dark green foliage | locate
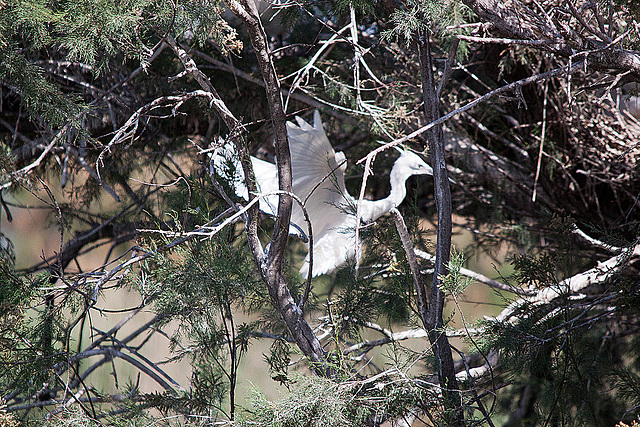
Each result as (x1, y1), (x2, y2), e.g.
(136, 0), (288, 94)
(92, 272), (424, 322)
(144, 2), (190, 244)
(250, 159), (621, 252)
(332, 0), (374, 15)
(612, 367), (640, 411)
(189, 361), (229, 413)
(2, 0), (56, 50)
(511, 251), (558, 288)
(361, 211), (422, 323)
(479, 253), (640, 425)
(135, 229), (256, 406)
(330, 270), (381, 339)
(384, 0), (472, 48)
(375, 274), (412, 323)
(264, 337), (292, 385)
(0, 49), (85, 130)
(0, 0), (237, 199)
(174, 0), (241, 52)
(0, 271), (69, 402)
(126, 179), (283, 418)
(56, 0), (148, 70)
(441, 249), (472, 296)
(0, 261), (26, 309)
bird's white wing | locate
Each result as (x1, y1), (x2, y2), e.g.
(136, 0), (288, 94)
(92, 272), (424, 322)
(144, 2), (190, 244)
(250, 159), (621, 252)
(210, 141), (280, 216)
(299, 228), (356, 278)
(298, 213), (358, 278)
(287, 111), (352, 243)
(249, 155), (280, 216)
(212, 114), (360, 278)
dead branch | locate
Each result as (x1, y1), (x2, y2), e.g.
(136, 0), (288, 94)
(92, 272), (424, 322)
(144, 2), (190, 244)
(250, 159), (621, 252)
(461, 0), (640, 81)
(495, 240), (640, 323)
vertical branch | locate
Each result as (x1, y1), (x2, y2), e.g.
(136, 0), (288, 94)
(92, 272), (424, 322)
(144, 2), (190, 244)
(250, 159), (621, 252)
(354, 152), (376, 278)
(224, 0), (329, 373)
(532, 81), (549, 202)
(417, 29), (464, 425)
(228, 306), (239, 420)
(228, 0), (292, 274)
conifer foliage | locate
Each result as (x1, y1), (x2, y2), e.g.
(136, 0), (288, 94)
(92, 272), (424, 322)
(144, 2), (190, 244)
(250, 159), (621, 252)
(1, 0), (639, 425)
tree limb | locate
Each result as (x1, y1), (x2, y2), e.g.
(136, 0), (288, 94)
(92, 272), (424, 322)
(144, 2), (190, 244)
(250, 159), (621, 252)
(417, 29), (463, 425)
(495, 240), (640, 324)
(223, 0), (328, 373)
(390, 208), (430, 323)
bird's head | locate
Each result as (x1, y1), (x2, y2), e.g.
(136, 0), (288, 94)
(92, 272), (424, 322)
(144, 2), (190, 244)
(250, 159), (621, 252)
(394, 149), (433, 178)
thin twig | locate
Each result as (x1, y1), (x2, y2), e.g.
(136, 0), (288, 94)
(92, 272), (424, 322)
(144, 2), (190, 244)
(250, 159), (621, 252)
(456, 34), (561, 45)
(357, 61), (584, 167)
(414, 248), (532, 295)
(571, 224), (624, 253)
(532, 81), (549, 202)
(436, 38), (460, 99)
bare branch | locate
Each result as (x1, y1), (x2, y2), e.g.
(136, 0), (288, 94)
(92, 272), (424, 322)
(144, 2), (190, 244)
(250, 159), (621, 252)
(223, 0), (328, 373)
(456, 34), (561, 45)
(414, 248), (531, 295)
(343, 328), (429, 356)
(97, 91), (214, 187)
(390, 208), (429, 321)
(357, 61), (583, 167)
(0, 124), (70, 191)
(495, 241), (640, 324)
(572, 224), (624, 253)
(461, 0), (640, 79)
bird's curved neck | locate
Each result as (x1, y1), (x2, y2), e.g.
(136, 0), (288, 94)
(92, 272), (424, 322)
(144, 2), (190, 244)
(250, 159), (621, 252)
(361, 166), (409, 222)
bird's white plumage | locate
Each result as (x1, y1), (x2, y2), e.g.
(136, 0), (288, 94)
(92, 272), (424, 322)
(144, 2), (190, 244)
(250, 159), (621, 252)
(211, 141), (281, 218)
(212, 112), (433, 278)
(288, 112), (352, 252)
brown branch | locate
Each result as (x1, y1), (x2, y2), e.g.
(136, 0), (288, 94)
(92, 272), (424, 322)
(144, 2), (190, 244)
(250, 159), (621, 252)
(6, 394), (130, 412)
(66, 348), (178, 393)
(230, 0), (291, 273)
(456, 34), (561, 45)
(390, 208), (430, 322)
(418, 29), (463, 425)
(223, 0), (328, 374)
(572, 224), (624, 253)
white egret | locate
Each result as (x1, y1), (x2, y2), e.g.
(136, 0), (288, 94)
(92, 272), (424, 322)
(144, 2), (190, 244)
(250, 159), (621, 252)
(212, 111), (433, 278)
